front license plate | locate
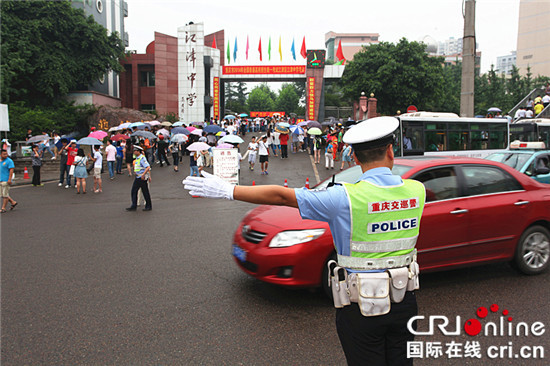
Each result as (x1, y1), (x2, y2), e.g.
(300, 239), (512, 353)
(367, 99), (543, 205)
(232, 244), (247, 263)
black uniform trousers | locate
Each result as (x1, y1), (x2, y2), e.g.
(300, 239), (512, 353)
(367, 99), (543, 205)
(336, 291), (417, 366)
(130, 177), (152, 209)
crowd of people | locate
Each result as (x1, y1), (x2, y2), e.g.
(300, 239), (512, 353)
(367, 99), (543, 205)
(514, 83), (550, 121)
(0, 115), (356, 214)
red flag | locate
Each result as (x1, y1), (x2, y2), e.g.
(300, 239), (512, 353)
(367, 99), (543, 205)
(336, 40), (346, 65)
(212, 36), (217, 49)
(300, 36), (307, 59)
(258, 37), (262, 61)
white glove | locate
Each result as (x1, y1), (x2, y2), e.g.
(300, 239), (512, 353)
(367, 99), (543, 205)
(182, 171), (234, 200)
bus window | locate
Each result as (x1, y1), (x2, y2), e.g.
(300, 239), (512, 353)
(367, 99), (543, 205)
(402, 125), (424, 150)
(470, 124), (490, 149)
(448, 131), (469, 150)
(426, 131), (446, 151)
(488, 124), (508, 149)
(510, 124), (537, 142)
(539, 126), (550, 147)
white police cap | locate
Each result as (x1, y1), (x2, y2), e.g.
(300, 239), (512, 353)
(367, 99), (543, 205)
(343, 116), (399, 150)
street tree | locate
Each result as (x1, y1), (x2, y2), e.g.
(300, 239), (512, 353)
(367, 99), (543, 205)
(247, 84), (275, 112)
(1, 0), (126, 105)
(225, 82), (248, 114)
(275, 83), (300, 116)
(341, 38), (444, 115)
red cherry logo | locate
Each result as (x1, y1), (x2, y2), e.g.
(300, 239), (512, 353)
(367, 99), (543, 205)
(490, 304), (499, 312)
(508, 317), (513, 322)
(477, 307), (488, 318)
(464, 319), (482, 336)
(503, 309), (509, 316)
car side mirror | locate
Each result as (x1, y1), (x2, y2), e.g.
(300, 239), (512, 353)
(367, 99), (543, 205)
(535, 167), (550, 175)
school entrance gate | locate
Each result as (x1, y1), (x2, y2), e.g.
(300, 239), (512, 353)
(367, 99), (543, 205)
(178, 23), (345, 124)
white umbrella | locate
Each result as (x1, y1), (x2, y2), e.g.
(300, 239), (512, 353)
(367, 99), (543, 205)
(170, 134), (188, 144)
(186, 142), (211, 151)
(26, 135), (50, 144)
(219, 135), (244, 144)
(147, 120), (161, 126)
(190, 129), (203, 136)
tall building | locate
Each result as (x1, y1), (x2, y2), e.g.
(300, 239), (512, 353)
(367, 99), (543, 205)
(437, 37), (463, 56)
(69, 0), (129, 106)
(516, 0), (550, 77)
(496, 51), (517, 75)
(325, 32), (379, 63)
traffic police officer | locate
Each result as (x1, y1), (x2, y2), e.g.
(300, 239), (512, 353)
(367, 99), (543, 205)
(183, 117), (426, 365)
(126, 145), (152, 211)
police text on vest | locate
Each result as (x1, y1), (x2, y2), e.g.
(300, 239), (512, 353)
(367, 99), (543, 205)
(368, 218), (418, 234)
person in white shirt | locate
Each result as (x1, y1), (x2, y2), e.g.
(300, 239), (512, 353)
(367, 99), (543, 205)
(105, 139), (117, 180)
(247, 136), (258, 171)
(526, 109), (534, 118)
(91, 145), (103, 193)
(258, 135), (270, 175)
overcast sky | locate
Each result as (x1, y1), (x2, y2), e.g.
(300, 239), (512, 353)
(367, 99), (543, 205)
(125, 0), (519, 73)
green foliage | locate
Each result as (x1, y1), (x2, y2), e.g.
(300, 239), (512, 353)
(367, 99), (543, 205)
(247, 83), (275, 111)
(225, 82), (248, 114)
(325, 81), (347, 107)
(341, 38), (445, 115)
(164, 112), (178, 123)
(275, 83), (301, 115)
(8, 101), (96, 142)
(1, 0), (126, 105)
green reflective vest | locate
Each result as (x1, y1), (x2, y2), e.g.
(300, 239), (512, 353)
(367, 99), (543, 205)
(134, 154), (146, 177)
(340, 179), (425, 270)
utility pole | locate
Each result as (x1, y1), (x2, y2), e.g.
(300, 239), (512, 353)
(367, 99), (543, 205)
(460, 0), (476, 117)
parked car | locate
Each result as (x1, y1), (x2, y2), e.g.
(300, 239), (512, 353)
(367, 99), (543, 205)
(486, 141), (550, 184)
(231, 157), (550, 295)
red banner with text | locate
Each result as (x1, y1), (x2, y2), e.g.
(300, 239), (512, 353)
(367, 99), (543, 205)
(223, 65), (305, 75)
(213, 77), (220, 119)
(307, 77), (315, 121)
(250, 111), (286, 118)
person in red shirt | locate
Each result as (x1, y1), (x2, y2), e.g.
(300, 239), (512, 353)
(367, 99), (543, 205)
(279, 132), (289, 159)
(65, 140), (78, 188)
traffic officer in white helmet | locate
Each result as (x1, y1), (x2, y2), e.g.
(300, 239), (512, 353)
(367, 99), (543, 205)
(183, 116), (426, 365)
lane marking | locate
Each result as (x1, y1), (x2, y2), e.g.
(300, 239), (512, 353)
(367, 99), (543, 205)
(309, 154), (320, 184)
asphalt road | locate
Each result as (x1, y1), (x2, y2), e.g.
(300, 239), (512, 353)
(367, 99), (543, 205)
(2, 141), (549, 365)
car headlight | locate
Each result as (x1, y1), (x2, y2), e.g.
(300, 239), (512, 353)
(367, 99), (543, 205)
(268, 229), (326, 248)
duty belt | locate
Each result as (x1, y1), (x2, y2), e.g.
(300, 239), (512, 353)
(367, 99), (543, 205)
(337, 249), (416, 271)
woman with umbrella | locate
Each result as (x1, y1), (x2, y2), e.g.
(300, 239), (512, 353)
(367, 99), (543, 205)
(31, 145), (43, 186)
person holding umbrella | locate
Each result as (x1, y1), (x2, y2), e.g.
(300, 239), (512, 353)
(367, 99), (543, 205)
(126, 146), (152, 212)
(90, 145), (103, 193)
(31, 144), (43, 186)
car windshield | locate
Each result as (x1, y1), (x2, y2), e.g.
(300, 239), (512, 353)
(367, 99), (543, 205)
(315, 164), (413, 189)
(486, 152), (532, 170)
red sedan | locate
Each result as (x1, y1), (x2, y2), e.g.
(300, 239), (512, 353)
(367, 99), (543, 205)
(232, 157), (550, 295)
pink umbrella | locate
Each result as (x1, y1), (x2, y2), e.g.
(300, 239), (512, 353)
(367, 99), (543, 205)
(88, 130), (108, 139)
(147, 120), (161, 126)
(156, 128), (170, 137)
(215, 143), (234, 149)
(186, 126), (197, 132)
(186, 142), (211, 151)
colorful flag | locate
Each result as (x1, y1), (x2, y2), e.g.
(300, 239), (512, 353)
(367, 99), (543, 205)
(258, 37), (262, 61)
(291, 38), (296, 60)
(300, 36), (307, 59)
(212, 36), (217, 49)
(227, 40), (230, 64)
(233, 37), (238, 62)
(246, 35), (249, 60)
(336, 40), (346, 65)
(268, 37), (272, 61)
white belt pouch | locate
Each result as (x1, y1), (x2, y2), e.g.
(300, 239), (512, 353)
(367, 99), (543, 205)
(356, 272), (391, 317)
